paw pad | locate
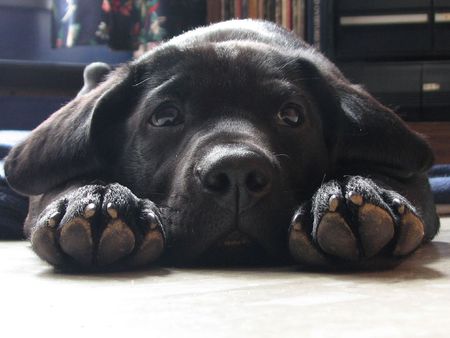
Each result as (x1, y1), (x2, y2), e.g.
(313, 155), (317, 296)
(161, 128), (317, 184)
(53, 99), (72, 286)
(316, 212), (359, 260)
(31, 184), (165, 269)
(289, 177), (426, 266)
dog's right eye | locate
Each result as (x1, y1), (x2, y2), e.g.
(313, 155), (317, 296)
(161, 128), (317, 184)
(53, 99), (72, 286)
(277, 103), (305, 127)
(150, 104), (184, 127)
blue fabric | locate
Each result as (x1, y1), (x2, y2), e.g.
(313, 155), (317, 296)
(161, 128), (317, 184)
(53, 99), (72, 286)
(429, 164), (450, 204)
(428, 164), (450, 178)
(429, 177), (450, 204)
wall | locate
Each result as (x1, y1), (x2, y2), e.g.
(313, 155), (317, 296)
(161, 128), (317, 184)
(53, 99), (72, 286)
(0, 4), (133, 130)
(0, 5), (133, 63)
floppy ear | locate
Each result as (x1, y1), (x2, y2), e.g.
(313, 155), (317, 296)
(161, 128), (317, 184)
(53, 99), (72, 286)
(332, 81), (434, 178)
(298, 54), (434, 179)
(4, 65), (136, 196)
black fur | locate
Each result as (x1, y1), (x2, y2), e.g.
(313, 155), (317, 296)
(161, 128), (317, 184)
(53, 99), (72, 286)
(4, 20), (440, 269)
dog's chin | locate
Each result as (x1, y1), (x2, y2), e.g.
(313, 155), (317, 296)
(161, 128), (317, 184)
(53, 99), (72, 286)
(195, 230), (280, 267)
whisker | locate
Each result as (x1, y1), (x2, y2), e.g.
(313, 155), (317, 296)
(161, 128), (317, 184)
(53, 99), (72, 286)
(133, 77), (152, 87)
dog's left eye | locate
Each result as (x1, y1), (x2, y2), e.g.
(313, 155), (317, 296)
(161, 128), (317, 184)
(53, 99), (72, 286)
(277, 104), (304, 127)
(150, 104), (184, 127)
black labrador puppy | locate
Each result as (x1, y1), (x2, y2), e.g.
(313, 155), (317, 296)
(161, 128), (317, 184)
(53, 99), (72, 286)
(5, 20), (440, 269)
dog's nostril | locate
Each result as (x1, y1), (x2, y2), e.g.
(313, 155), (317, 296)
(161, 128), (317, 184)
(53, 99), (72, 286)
(246, 170), (270, 193)
(197, 147), (274, 211)
(204, 172), (231, 193)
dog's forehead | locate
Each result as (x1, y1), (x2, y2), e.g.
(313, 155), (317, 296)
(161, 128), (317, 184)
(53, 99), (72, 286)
(134, 41), (310, 108)
(140, 41), (297, 85)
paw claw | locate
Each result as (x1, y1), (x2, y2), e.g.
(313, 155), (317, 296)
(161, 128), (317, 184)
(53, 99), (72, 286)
(106, 203), (118, 219)
(84, 203), (97, 218)
(47, 212), (61, 227)
(392, 198), (406, 215)
(347, 191), (363, 206)
(145, 211), (159, 230)
(328, 195), (339, 212)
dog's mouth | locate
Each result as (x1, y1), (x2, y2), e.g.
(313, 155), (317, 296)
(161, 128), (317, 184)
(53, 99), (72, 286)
(216, 230), (252, 248)
(196, 230), (271, 266)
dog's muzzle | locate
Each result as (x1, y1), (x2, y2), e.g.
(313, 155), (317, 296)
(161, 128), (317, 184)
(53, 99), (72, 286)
(195, 144), (273, 212)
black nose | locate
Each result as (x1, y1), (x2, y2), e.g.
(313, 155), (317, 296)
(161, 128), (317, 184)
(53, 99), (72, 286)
(196, 146), (273, 211)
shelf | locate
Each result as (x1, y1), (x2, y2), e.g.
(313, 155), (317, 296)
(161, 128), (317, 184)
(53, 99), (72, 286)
(0, 60), (84, 97)
(408, 122), (450, 164)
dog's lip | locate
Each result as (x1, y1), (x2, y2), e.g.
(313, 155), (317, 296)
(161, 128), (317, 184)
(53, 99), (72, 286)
(216, 230), (252, 248)
(223, 231), (252, 246)
(197, 229), (269, 266)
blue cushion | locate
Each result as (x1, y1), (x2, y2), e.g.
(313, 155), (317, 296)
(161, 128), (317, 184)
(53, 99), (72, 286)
(429, 164), (450, 178)
(429, 164), (450, 204)
(429, 177), (450, 204)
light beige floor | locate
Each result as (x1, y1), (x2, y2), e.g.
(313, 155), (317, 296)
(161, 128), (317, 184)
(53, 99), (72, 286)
(1, 218), (449, 338)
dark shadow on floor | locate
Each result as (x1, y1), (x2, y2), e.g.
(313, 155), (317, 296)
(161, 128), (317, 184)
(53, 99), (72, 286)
(35, 241), (450, 282)
(37, 264), (172, 281)
(296, 241), (450, 281)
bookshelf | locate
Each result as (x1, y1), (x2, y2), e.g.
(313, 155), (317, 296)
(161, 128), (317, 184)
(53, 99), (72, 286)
(204, 1), (450, 164)
(207, 0), (308, 42)
(1, 1), (447, 164)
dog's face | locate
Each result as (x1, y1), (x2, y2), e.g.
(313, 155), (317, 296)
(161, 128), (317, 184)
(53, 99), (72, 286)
(111, 42), (335, 263)
(6, 21), (433, 265)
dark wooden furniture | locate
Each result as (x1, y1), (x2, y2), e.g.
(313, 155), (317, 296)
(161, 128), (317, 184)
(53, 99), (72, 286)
(408, 122), (450, 164)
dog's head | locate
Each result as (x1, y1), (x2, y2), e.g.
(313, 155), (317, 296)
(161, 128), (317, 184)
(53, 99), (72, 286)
(5, 20), (433, 264)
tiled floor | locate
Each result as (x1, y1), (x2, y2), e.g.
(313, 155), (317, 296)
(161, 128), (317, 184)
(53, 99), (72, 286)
(1, 218), (449, 338)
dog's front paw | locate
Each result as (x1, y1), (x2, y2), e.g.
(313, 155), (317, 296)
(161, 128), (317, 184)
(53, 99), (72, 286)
(31, 183), (165, 269)
(288, 176), (425, 267)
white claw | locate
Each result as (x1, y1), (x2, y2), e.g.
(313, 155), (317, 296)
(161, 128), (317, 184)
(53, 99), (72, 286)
(147, 212), (158, 230)
(47, 212), (61, 227)
(107, 203), (118, 219)
(348, 191), (363, 206)
(84, 203), (96, 218)
(393, 198), (405, 215)
(328, 195), (339, 212)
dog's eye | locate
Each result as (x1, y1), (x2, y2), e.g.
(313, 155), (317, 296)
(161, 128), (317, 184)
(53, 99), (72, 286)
(150, 104), (184, 127)
(277, 104), (304, 127)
